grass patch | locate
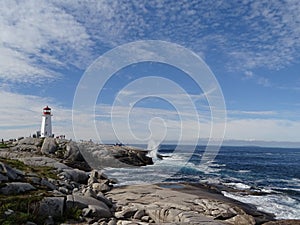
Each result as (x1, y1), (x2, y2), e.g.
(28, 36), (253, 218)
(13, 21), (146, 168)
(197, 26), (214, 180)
(0, 157), (57, 179)
(0, 143), (7, 148)
(52, 206), (82, 223)
(0, 191), (83, 225)
(0, 191), (47, 225)
(0, 158), (28, 171)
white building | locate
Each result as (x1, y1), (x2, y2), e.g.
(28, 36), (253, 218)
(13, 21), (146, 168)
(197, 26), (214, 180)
(40, 106), (52, 137)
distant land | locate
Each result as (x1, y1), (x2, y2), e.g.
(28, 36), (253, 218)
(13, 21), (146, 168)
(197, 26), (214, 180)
(101, 139), (300, 149)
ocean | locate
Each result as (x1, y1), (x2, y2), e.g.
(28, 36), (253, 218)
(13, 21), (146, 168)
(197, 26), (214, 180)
(104, 145), (300, 219)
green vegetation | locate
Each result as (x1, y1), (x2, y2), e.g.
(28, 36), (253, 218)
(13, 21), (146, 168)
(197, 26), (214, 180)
(0, 158), (85, 224)
(0, 191), (83, 225)
(0, 191), (46, 225)
(0, 157), (57, 179)
(63, 207), (83, 221)
(0, 143), (7, 148)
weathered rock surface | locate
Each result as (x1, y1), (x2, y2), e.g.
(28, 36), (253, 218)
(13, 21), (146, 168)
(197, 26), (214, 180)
(263, 220), (300, 225)
(19, 156), (70, 170)
(18, 137), (43, 146)
(0, 182), (36, 194)
(0, 162), (23, 180)
(41, 138), (57, 155)
(64, 141), (84, 162)
(60, 168), (88, 183)
(78, 142), (153, 169)
(0, 137), (294, 225)
(38, 197), (65, 217)
(66, 194), (110, 212)
(106, 183), (275, 225)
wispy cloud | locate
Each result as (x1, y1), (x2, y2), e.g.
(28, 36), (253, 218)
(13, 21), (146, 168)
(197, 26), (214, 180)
(0, 89), (298, 143)
(0, 89), (75, 139)
(242, 70), (271, 87)
(225, 118), (300, 142)
(1, 0), (299, 83)
(0, 0), (93, 83)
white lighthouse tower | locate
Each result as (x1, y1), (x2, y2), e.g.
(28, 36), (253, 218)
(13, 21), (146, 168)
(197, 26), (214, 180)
(40, 106), (52, 138)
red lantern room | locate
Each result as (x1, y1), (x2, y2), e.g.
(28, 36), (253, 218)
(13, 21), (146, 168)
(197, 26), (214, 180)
(43, 106), (51, 115)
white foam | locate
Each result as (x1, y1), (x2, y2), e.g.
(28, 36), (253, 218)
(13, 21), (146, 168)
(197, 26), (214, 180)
(225, 182), (251, 190)
(222, 191), (300, 219)
(275, 187), (300, 193)
(237, 170), (251, 173)
(200, 178), (221, 185)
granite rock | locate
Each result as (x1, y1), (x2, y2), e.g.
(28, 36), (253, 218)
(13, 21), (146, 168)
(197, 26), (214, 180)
(41, 138), (57, 155)
(38, 197), (65, 217)
(0, 182), (36, 194)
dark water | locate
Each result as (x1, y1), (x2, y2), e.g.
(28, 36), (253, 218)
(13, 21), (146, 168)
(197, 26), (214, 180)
(105, 145), (300, 219)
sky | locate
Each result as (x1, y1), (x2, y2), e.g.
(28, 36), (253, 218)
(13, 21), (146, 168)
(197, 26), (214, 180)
(0, 0), (300, 146)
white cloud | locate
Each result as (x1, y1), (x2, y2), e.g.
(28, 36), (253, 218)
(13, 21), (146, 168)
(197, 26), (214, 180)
(0, 0), (299, 143)
(1, 0), (299, 84)
(0, 89), (298, 144)
(242, 70), (272, 87)
(257, 77), (271, 87)
(95, 104), (300, 143)
(225, 118), (300, 142)
(0, 0), (93, 83)
(0, 89), (76, 139)
(244, 71), (254, 79)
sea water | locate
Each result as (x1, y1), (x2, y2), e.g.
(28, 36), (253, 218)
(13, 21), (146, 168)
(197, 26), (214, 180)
(104, 145), (300, 219)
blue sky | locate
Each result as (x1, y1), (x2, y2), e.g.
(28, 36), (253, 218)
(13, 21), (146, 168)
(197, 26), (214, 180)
(0, 0), (299, 145)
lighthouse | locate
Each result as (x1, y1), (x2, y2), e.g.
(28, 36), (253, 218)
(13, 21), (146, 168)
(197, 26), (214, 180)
(40, 106), (52, 138)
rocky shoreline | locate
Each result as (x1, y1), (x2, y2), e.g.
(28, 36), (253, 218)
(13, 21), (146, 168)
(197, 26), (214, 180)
(0, 137), (299, 225)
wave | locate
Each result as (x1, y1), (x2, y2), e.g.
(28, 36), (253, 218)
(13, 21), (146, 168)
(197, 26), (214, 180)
(224, 182), (252, 190)
(237, 169), (251, 173)
(222, 191), (300, 219)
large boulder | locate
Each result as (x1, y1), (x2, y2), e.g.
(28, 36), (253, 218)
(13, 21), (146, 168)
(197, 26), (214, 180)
(92, 182), (112, 193)
(66, 194), (111, 211)
(87, 204), (112, 218)
(66, 194), (112, 218)
(60, 168), (88, 184)
(0, 173), (8, 182)
(0, 162), (23, 181)
(38, 197), (64, 217)
(0, 182), (36, 194)
(226, 214), (256, 225)
(18, 137), (43, 147)
(64, 141), (84, 162)
(41, 138), (57, 155)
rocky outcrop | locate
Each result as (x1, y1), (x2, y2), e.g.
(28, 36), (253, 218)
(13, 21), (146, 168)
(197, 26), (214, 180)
(64, 141), (84, 162)
(78, 142), (153, 169)
(5, 137), (153, 170)
(0, 182), (36, 194)
(41, 138), (57, 155)
(0, 137), (296, 225)
(0, 157), (116, 224)
(263, 220), (300, 225)
(38, 197), (65, 218)
(106, 184), (275, 225)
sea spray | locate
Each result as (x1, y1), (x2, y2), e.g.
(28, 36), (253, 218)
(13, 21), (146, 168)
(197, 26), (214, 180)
(146, 139), (160, 163)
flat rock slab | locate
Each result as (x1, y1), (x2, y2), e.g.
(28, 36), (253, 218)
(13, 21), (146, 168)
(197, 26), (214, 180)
(19, 157), (70, 171)
(0, 182), (36, 194)
(66, 194), (112, 219)
(106, 184), (227, 225)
